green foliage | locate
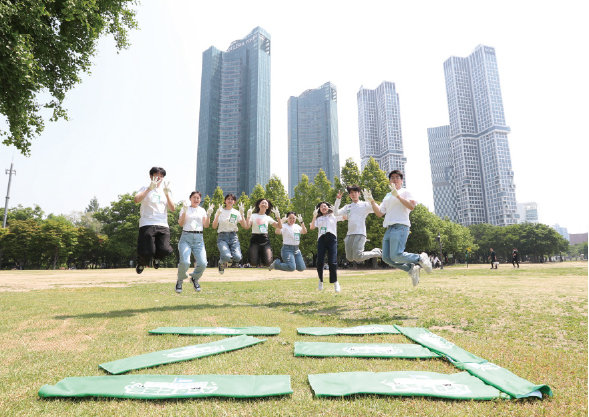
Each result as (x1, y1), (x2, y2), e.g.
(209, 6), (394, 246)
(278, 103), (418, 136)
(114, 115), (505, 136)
(313, 169), (333, 203)
(0, 204), (44, 223)
(0, 0), (138, 154)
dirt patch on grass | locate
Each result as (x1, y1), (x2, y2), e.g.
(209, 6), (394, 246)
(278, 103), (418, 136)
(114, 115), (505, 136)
(0, 267), (374, 292)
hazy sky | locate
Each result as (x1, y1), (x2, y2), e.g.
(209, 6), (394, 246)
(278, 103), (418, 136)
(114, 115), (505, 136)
(1, 0), (587, 233)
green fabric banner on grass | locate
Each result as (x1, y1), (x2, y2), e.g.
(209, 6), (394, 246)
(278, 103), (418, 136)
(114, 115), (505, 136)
(39, 374), (292, 399)
(99, 335), (264, 375)
(297, 324), (400, 336)
(308, 371), (509, 400)
(149, 326), (280, 336)
(394, 326), (486, 363)
(294, 342), (440, 358)
(454, 361), (553, 398)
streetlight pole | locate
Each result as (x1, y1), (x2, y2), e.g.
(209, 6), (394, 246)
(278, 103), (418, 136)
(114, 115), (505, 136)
(3, 162), (16, 228)
(436, 233), (444, 270)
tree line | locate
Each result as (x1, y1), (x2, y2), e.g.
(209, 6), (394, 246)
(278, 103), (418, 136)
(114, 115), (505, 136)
(0, 158), (574, 270)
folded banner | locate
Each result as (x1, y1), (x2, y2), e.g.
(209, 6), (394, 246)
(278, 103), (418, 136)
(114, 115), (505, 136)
(308, 371), (509, 400)
(454, 361), (553, 399)
(297, 324), (400, 336)
(99, 335), (264, 375)
(394, 326), (486, 363)
(294, 342), (440, 358)
(149, 326), (280, 336)
(39, 374), (293, 399)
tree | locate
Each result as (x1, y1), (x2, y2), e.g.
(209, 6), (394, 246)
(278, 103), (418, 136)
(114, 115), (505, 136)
(340, 158), (361, 189)
(0, 219), (41, 268)
(291, 175), (319, 264)
(85, 196), (100, 213)
(0, 0), (138, 154)
(0, 204), (44, 224)
(39, 216), (78, 269)
(313, 169), (334, 203)
(93, 192), (139, 267)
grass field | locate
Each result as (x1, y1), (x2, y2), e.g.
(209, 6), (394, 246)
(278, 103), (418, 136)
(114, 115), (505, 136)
(0, 262), (586, 416)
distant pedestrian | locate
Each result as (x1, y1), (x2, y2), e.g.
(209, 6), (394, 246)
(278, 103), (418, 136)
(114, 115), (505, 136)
(512, 248), (520, 268)
(489, 248), (498, 269)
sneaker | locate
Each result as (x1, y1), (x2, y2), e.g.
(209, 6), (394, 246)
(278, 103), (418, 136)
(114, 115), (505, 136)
(268, 259), (276, 271)
(153, 259), (160, 269)
(334, 281), (341, 293)
(372, 248), (382, 257)
(409, 265), (421, 287)
(135, 264), (144, 274)
(175, 280), (183, 293)
(317, 281), (324, 291)
(218, 261), (225, 275)
(419, 252), (433, 273)
(190, 276), (201, 292)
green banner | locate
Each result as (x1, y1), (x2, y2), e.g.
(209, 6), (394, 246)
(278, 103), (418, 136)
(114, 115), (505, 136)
(39, 374), (292, 399)
(99, 335), (264, 375)
(298, 324), (400, 336)
(294, 342), (440, 358)
(308, 371), (509, 400)
(394, 326), (486, 363)
(454, 361), (553, 398)
(149, 326), (280, 336)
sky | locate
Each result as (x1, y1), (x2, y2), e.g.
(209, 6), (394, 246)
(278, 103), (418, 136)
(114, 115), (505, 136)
(1, 0), (588, 233)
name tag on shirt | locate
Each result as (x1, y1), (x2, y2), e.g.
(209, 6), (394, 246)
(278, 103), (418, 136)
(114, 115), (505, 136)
(319, 226), (327, 236)
(229, 213), (237, 224)
(150, 194), (161, 203)
(258, 224), (268, 234)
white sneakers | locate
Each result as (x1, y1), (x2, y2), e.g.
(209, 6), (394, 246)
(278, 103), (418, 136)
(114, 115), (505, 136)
(334, 281), (341, 293)
(409, 265), (421, 287)
(419, 252), (433, 273)
(317, 281), (324, 291)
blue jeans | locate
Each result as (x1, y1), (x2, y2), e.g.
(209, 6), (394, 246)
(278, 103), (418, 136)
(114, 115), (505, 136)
(381, 224), (419, 272)
(217, 232), (242, 265)
(274, 245), (306, 272)
(177, 232), (207, 281)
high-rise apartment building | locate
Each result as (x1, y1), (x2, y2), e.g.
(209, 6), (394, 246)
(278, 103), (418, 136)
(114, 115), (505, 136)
(196, 27), (271, 198)
(427, 125), (457, 222)
(357, 81), (407, 179)
(428, 45), (517, 226)
(288, 82), (340, 196)
(516, 202), (539, 224)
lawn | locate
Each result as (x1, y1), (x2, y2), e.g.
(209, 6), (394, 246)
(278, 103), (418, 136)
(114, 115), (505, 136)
(0, 262), (586, 416)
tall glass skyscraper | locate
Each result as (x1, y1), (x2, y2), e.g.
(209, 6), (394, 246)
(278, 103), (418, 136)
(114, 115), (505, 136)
(357, 81), (407, 180)
(196, 27), (271, 197)
(428, 45), (517, 226)
(287, 82), (340, 196)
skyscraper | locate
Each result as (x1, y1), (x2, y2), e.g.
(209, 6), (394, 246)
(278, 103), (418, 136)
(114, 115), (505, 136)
(288, 82), (340, 196)
(428, 45), (517, 226)
(196, 27), (271, 198)
(357, 81), (407, 179)
(427, 125), (457, 222)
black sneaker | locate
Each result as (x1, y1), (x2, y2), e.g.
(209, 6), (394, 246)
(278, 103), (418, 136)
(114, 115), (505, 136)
(135, 264), (144, 274)
(218, 261), (225, 275)
(175, 280), (182, 293)
(190, 276), (201, 292)
(153, 259), (160, 269)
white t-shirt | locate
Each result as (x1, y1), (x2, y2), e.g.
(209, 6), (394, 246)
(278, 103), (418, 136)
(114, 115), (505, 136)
(180, 206), (207, 232)
(379, 188), (415, 227)
(138, 187), (169, 227)
(314, 214), (344, 239)
(282, 223), (302, 245)
(217, 208), (243, 233)
(335, 199), (373, 236)
(250, 213), (276, 234)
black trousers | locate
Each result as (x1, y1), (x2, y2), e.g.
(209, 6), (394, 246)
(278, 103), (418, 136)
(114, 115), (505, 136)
(137, 225), (173, 266)
(249, 233), (273, 266)
(317, 232), (338, 283)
